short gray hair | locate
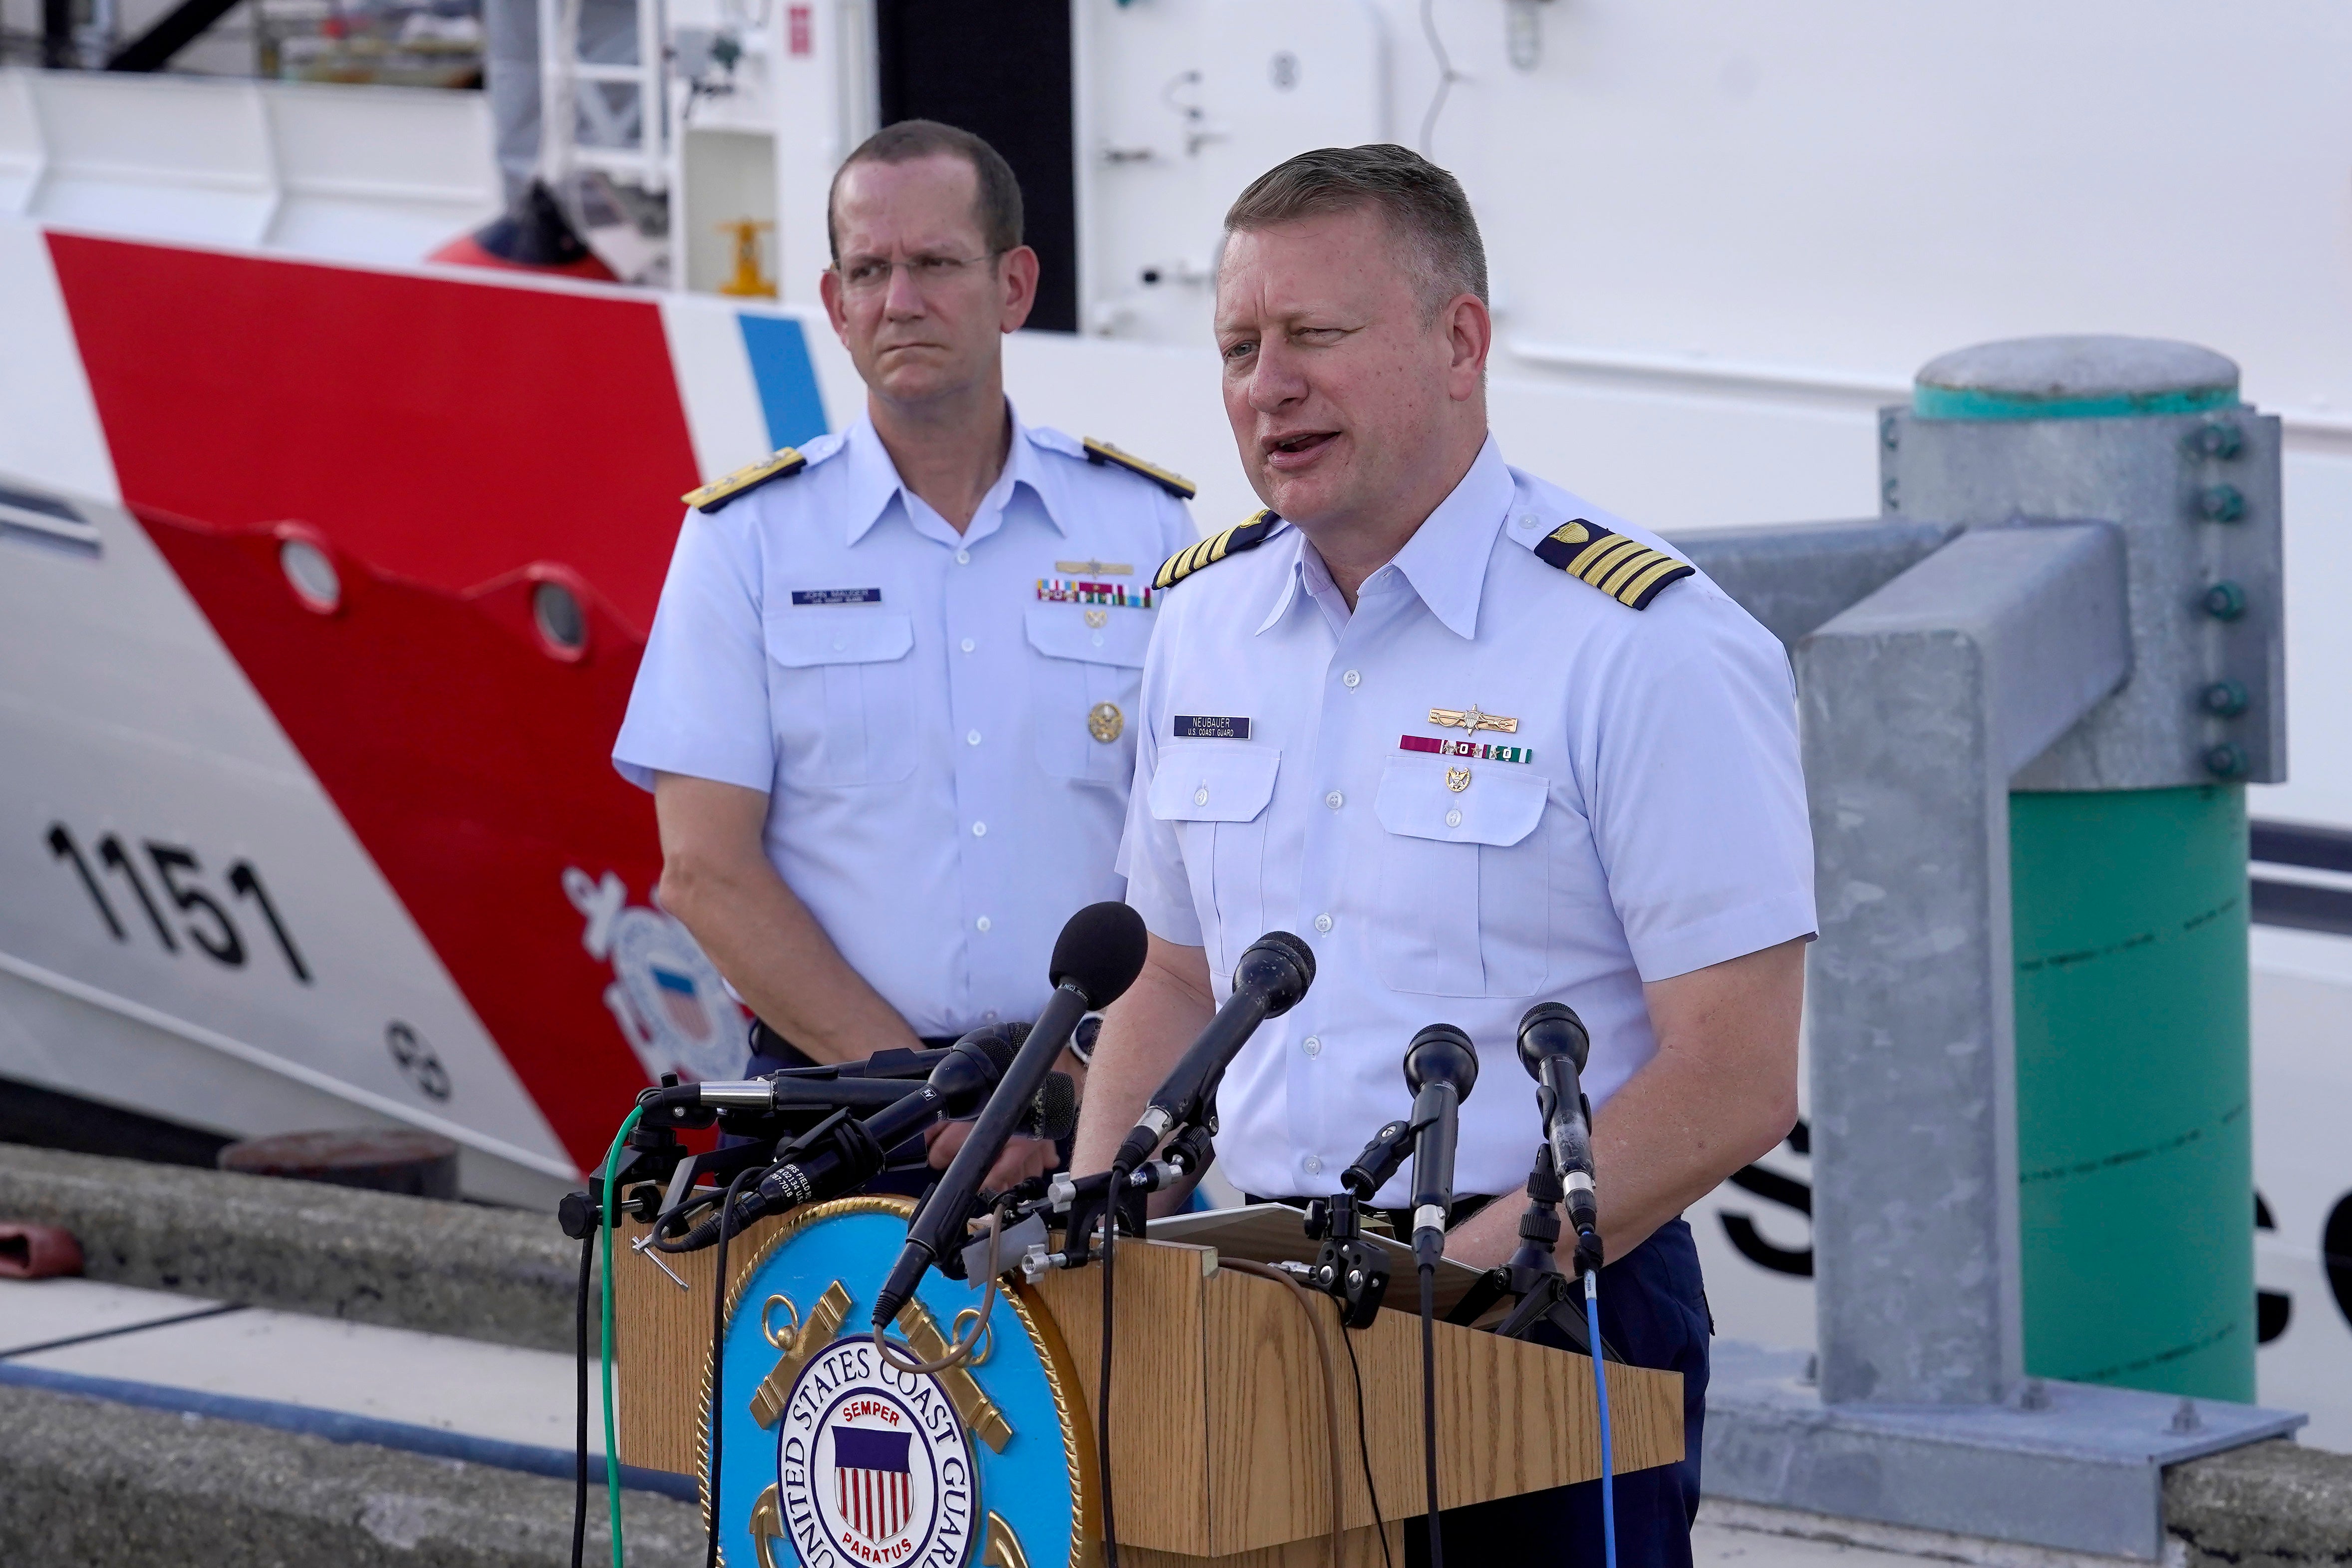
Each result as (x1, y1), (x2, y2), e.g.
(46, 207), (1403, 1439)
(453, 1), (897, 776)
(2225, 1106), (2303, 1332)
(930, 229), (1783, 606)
(828, 119), (1024, 262)
(1222, 144), (1487, 318)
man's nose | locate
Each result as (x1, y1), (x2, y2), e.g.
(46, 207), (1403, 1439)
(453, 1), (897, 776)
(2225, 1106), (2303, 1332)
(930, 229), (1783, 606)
(882, 260), (926, 317)
(1246, 339), (1307, 414)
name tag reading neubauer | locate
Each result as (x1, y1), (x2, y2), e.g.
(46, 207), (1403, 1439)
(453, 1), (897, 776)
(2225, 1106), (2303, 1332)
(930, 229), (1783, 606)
(1174, 715), (1251, 739)
(790, 588), (882, 606)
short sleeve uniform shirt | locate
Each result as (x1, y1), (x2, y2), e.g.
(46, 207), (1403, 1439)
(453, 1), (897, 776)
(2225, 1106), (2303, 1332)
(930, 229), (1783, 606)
(1119, 436), (1815, 1206)
(614, 409), (1196, 1037)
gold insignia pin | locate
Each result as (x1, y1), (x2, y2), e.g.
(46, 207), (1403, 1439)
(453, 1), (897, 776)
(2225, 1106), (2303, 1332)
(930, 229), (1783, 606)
(1447, 766), (1473, 793)
(1429, 704), (1519, 735)
(1089, 702), (1125, 743)
(1083, 608), (1109, 628)
(1055, 559), (1132, 577)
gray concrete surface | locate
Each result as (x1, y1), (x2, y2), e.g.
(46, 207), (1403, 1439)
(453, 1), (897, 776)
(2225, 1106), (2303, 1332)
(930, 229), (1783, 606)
(2165, 1439), (2352, 1568)
(0, 1142), (581, 1351)
(0, 1381), (700, 1568)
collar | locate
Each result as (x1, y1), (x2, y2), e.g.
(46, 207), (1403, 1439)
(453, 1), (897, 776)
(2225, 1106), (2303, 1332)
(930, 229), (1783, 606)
(1251, 434), (1512, 638)
(841, 403), (1066, 547)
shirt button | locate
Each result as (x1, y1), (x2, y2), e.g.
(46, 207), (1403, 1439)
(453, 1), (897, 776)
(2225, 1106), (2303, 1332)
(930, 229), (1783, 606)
(1314, 914), (1333, 934)
(982, 1009), (999, 1022)
(955, 549), (971, 565)
(1194, 786), (1209, 806)
(975, 916), (992, 933)
(1342, 669), (1361, 688)
(832, 636), (847, 651)
(1302, 1035), (1322, 1058)
(1516, 514), (1540, 530)
(967, 730), (982, 746)
(1302, 1155), (1324, 1177)
(960, 637), (976, 653)
(1446, 808), (1463, 828)
(1324, 790), (1344, 810)
(971, 822), (987, 837)
(1091, 631), (1105, 647)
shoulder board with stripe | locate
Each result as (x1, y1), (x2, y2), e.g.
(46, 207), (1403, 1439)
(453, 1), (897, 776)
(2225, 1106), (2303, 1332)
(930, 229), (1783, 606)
(1154, 510), (1283, 592)
(682, 447), (807, 514)
(1082, 437), (1197, 501)
(1530, 518), (1694, 610)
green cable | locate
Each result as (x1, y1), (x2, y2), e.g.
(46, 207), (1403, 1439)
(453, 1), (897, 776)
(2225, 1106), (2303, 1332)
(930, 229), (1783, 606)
(600, 1106), (645, 1568)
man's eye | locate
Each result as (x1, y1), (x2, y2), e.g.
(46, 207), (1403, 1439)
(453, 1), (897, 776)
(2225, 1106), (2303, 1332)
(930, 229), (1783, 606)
(1221, 340), (1256, 361)
(846, 263), (887, 287)
(911, 256), (958, 276)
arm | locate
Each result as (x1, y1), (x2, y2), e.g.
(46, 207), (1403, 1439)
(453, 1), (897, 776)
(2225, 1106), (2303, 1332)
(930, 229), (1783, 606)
(1442, 936), (1804, 1269)
(1069, 933), (1218, 1217)
(653, 772), (922, 1065)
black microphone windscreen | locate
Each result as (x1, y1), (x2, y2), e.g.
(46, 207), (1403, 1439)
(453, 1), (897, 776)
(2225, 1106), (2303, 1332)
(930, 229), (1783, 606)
(1048, 902), (1150, 1007)
(952, 1021), (1030, 1078)
(1405, 1022), (1479, 1100)
(1516, 1001), (1590, 1075)
(1030, 1070), (1079, 1141)
(1238, 930), (1317, 1014)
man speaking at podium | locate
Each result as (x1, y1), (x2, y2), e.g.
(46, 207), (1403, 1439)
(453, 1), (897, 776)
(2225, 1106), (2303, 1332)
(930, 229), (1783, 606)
(615, 121), (1194, 1193)
(1072, 145), (1815, 1564)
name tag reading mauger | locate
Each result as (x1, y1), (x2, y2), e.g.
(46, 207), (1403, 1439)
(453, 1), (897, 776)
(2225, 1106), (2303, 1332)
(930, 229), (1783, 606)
(1173, 715), (1251, 739)
(790, 588), (882, 606)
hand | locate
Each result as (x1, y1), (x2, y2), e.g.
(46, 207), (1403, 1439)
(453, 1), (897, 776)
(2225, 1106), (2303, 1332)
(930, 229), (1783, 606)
(924, 1121), (1062, 1193)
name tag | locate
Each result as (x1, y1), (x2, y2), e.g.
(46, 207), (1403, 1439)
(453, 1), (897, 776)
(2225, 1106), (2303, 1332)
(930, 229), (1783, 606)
(791, 588), (882, 606)
(1174, 715), (1251, 739)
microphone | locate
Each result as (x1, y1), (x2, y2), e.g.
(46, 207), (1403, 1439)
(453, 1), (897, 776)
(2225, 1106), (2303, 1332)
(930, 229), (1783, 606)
(668, 1027), (1042, 1251)
(1108, 931), (1316, 1176)
(871, 902), (1149, 1329)
(1517, 1002), (1600, 1269)
(1404, 1024), (1478, 1269)
(644, 1075), (926, 1113)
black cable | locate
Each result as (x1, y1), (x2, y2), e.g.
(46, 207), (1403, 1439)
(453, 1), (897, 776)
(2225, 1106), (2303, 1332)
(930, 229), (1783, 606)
(573, 1228), (593, 1568)
(1099, 1176), (1124, 1568)
(707, 1165), (757, 1568)
(1340, 1325), (1392, 1568)
(1419, 1262), (1442, 1568)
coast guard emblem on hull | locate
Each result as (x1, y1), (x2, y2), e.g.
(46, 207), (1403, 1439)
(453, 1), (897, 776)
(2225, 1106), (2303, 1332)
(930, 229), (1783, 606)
(563, 868), (745, 1084)
(780, 1337), (979, 1568)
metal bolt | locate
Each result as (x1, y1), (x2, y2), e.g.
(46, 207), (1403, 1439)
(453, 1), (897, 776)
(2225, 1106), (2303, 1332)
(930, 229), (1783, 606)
(1882, 474), (1900, 512)
(2200, 680), (2249, 718)
(2204, 742), (2250, 778)
(2183, 421), (2244, 461)
(2019, 1378), (2052, 1412)
(1798, 1353), (1818, 1388)
(1347, 1269), (1364, 1289)
(2170, 1397), (2204, 1434)
(1879, 411), (1901, 451)
(2198, 484), (2246, 523)
(2202, 581), (2248, 621)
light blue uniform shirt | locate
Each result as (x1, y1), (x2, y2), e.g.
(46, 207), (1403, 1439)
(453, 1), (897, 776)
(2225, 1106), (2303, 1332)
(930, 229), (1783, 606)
(1119, 437), (1815, 1206)
(615, 410), (1195, 1037)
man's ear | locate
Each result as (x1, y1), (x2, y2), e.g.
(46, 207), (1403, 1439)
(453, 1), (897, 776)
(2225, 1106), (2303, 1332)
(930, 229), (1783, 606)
(997, 245), (1041, 334)
(1443, 292), (1492, 401)
(819, 265), (851, 342)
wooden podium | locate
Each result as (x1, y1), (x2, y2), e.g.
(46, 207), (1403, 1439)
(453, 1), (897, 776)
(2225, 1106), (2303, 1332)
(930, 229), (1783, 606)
(614, 1210), (1683, 1568)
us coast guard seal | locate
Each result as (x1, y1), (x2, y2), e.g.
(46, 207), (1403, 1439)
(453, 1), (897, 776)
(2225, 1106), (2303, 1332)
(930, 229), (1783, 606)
(778, 1338), (977, 1568)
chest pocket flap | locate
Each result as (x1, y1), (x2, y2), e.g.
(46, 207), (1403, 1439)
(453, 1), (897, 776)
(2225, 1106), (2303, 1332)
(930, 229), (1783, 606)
(1150, 746), (1281, 823)
(1375, 760), (1548, 845)
(1025, 604), (1152, 667)
(765, 611), (914, 667)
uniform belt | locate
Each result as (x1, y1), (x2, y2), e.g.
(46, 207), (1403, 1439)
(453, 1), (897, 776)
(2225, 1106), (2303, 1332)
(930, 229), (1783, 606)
(1242, 1190), (1492, 1237)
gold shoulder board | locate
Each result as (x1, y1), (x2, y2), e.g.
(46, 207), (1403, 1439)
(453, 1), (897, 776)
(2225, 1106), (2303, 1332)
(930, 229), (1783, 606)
(1154, 509), (1282, 592)
(1530, 518), (1694, 610)
(1083, 437), (1198, 501)
(682, 447), (807, 514)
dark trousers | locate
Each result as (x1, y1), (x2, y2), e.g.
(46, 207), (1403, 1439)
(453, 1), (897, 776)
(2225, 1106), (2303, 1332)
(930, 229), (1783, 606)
(1404, 1218), (1711, 1568)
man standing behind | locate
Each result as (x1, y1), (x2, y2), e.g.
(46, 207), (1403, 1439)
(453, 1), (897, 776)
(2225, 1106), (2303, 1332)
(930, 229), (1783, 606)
(1073, 145), (1814, 1564)
(615, 121), (1196, 1190)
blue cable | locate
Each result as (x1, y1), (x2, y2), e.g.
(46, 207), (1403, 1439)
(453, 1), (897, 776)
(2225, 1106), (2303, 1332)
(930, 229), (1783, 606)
(1585, 1269), (1616, 1568)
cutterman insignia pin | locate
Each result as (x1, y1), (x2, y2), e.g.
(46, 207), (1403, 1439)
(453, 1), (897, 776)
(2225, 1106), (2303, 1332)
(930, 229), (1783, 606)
(1089, 702), (1124, 743)
(1446, 767), (1473, 793)
(1429, 704), (1517, 735)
